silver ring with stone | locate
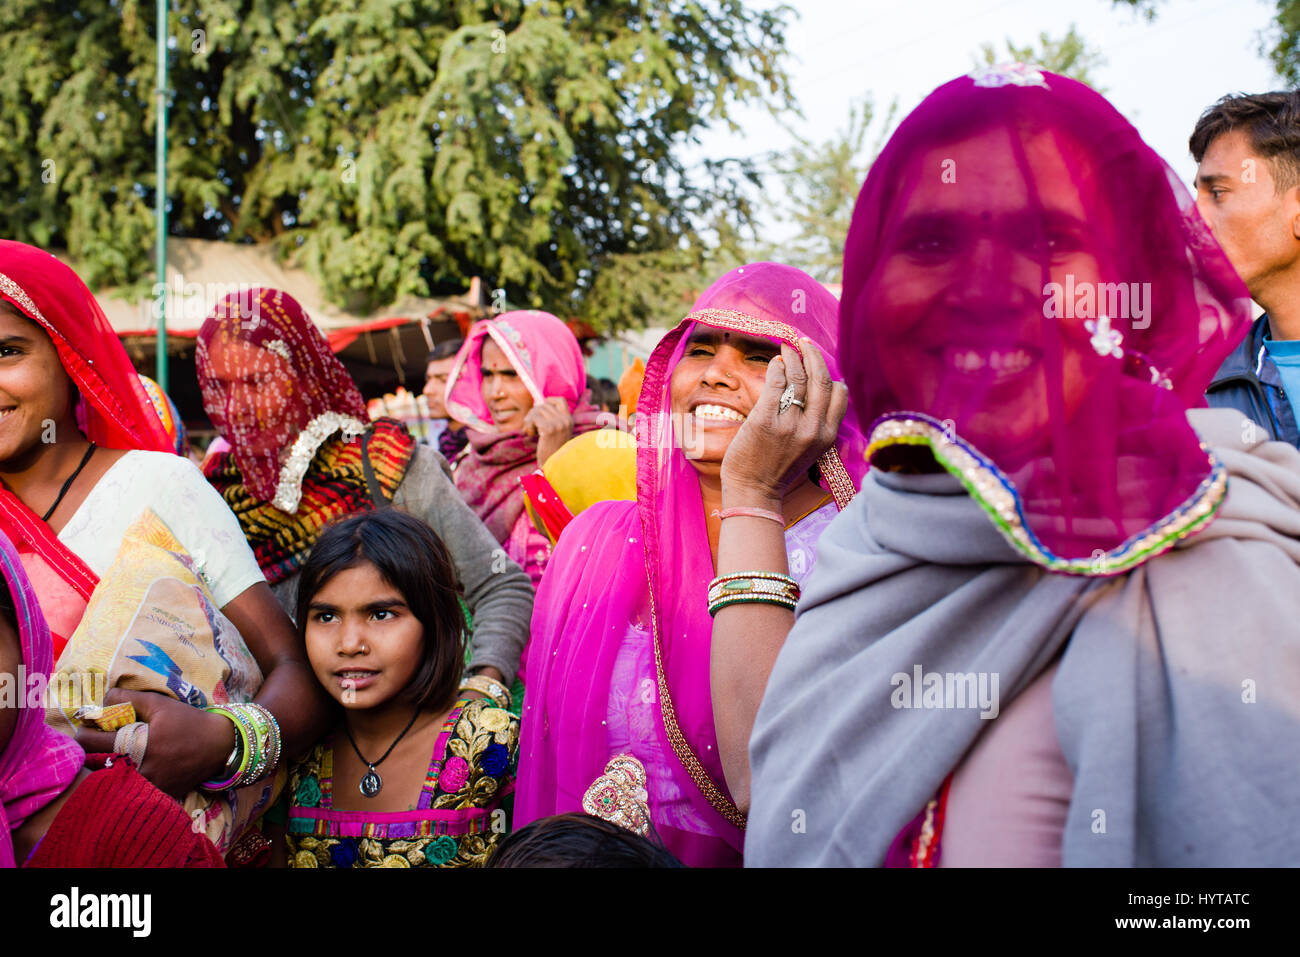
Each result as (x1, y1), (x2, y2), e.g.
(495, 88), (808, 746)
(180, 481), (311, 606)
(779, 383), (805, 413)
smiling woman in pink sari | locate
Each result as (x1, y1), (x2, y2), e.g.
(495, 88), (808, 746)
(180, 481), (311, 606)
(515, 263), (866, 866)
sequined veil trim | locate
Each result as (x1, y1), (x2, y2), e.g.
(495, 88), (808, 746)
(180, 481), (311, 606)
(0, 271), (50, 325)
(682, 308), (857, 510)
(866, 412), (1227, 576)
(272, 412), (367, 513)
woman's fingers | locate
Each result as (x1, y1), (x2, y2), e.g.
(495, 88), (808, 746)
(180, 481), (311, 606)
(797, 338), (834, 423)
(781, 342), (808, 405)
(75, 726), (118, 755)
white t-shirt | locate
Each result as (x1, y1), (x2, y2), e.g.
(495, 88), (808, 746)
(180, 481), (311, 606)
(58, 450), (266, 608)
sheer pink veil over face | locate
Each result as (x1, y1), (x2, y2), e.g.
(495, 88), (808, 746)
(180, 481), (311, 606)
(0, 532), (83, 868)
(516, 263), (864, 865)
(841, 66), (1252, 571)
(444, 310), (587, 432)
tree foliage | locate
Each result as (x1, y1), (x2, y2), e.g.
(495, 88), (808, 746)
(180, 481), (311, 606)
(0, 0), (794, 329)
(977, 23), (1107, 91)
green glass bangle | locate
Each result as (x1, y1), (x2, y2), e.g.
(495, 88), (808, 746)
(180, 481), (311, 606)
(707, 593), (799, 618)
(201, 706), (251, 791)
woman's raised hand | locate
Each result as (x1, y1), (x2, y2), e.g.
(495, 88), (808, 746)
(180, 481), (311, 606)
(524, 396), (575, 466)
(720, 338), (848, 506)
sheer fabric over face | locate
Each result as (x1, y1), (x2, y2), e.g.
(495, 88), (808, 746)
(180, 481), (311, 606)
(196, 288), (369, 514)
(840, 65), (1252, 571)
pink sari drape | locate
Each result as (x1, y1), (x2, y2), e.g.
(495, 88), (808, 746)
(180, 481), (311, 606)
(516, 263), (867, 866)
(0, 531), (85, 868)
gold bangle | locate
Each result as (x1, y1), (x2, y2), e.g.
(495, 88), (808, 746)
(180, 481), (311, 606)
(459, 674), (511, 709)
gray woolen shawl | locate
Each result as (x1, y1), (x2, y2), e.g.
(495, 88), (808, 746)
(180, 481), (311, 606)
(746, 408), (1300, 867)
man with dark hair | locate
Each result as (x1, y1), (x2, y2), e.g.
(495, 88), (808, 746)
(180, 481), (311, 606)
(423, 337), (469, 460)
(1192, 91), (1300, 446)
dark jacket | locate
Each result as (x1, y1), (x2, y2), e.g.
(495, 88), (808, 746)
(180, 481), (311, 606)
(1206, 314), (1300, 448)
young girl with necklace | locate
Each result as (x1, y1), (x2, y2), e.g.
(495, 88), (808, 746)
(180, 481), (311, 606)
(276, 509), (519, 868)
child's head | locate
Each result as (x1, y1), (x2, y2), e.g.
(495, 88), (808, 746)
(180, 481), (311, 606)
(486, 813), (685, 868)
(296, 510), (465, 714)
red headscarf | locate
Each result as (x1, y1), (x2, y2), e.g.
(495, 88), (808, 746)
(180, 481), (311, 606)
(0, 241), (172, 652)
(196, 288), (371, 513)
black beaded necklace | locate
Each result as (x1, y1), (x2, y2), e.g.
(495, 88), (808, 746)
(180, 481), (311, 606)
(41, 442), (96, 523)
(343, 707), (423, 798)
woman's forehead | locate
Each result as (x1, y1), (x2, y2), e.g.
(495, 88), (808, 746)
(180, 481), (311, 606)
(684, 326), (778, 352)
(904, 127), (1092, 221)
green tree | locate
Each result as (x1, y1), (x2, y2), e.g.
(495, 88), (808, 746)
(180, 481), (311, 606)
(0, 1), (795, 329)
(976, 23), (1107, 91)
(761, 96), (895, 285)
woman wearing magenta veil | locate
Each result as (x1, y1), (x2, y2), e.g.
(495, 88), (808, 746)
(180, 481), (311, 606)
(515, 263), (867, 867)
(746, 65), (1300, 867)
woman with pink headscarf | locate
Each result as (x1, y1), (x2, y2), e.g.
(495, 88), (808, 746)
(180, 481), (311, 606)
(515, 264), (866, 867)
(445, 311), (603, 588)
(747, 66), (1300, 868)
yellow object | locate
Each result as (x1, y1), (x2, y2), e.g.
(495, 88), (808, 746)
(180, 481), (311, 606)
(524, 428), (637, 544)
(544, 428), (637, 514)
(73, 701), (137, 731)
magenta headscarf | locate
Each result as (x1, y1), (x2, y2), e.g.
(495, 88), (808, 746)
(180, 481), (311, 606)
(446, 310), (600, 544)
(0, 531), (84, 868)
(445, 310), (588, 433)
(842, 64), (1252, 572)
(516, 263), (865, 866)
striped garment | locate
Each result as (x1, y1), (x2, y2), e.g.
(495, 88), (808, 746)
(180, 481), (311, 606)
(204, 418), (416, 584)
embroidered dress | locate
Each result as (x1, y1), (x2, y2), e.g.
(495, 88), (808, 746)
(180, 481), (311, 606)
(285, 698), (518, 868)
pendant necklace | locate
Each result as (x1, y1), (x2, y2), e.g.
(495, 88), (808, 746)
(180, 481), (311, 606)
(343, 707), (423, 798)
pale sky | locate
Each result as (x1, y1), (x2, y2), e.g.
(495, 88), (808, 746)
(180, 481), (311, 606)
(689, 0), (1281, 234)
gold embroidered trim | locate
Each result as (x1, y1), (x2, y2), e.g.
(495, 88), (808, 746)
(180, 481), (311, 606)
(649, 583), (747, 829)
(0, 271), (50, 325)
(581, 754), (652, 836)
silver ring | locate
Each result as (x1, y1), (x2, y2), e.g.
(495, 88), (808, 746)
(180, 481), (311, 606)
(778, 383), (805, 414)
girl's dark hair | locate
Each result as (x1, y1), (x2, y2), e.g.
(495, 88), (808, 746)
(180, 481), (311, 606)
(486, 813), (685, 868)
(295, 510), (466, 713)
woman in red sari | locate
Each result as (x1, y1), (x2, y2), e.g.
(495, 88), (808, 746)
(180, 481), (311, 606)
(0, 241), (327, 800)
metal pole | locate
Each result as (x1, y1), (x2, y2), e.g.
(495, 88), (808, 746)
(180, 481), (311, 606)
(154, 0), (168, 390)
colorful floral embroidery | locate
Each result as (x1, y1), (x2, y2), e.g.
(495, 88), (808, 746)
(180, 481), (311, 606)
(285, 698), (519, 868)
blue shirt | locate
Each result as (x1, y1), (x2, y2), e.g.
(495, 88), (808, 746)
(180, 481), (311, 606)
(1263, 334), (1300, 427)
